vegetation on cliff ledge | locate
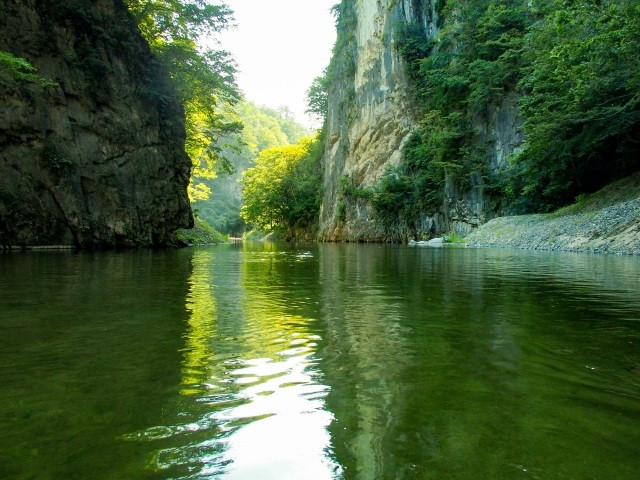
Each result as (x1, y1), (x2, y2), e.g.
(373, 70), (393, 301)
(375, 0), (640, 227)
(0, 51), (57, 87)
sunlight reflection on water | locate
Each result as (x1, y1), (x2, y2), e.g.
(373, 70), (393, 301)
(2, 245), (640, 479)
(125, 247), (341, 479)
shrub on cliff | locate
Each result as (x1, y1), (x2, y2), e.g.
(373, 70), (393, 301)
(0, 51), (57, 87)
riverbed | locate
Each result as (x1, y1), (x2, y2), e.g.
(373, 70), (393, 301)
(1, 244), (639, 479)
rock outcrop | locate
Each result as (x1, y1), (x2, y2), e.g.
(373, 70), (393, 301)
(319, 0), (523, 242)
(0, 0), (193, 248)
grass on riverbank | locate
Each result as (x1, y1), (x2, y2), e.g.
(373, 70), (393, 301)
(550, 171), (640, 218)
(175, 218), (228, 245)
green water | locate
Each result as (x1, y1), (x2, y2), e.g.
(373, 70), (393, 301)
(1, 244), (639, 479)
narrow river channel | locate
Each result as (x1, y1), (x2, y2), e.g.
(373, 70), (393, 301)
(1, 244), (639, 479)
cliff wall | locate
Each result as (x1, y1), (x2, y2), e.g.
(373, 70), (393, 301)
(319, 0), (523, 242)
(0, 0), (193, 248)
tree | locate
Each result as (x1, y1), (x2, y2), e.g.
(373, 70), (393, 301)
(123, 0), (242, 200)
(512, 0), (640, 210)
(305, 70), (328, 124)
(240, 135), (323, 234)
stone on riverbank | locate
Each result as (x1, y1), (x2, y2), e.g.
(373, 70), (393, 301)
(465, 173), (640, 255)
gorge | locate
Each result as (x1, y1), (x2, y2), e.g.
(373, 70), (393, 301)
(0, 0), (192, 248)
(1, 0), (639, 250)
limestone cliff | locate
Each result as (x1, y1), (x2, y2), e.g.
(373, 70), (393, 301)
(0, 0), (193, 248)
(319, 0), (523, 242)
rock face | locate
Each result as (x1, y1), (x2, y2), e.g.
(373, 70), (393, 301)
(319, 0), (523, 241)
(0, 0), (193, 248)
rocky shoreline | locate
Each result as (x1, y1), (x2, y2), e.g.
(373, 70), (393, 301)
(465, 197), (640, 256)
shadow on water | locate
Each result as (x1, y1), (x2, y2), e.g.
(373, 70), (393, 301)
(0, 249), (193, 479)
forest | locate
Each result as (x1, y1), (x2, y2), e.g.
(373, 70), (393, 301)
(204, 0), (640, 240)
(2, 0), (638, 243)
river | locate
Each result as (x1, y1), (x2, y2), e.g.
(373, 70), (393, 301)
(1, 243), (639, 479)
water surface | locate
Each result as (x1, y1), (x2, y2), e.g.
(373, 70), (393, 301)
(1, 244), (639, 479)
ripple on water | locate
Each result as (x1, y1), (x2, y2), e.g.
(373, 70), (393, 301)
(126, 319), (335, 478)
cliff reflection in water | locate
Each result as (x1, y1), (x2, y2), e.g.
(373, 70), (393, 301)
(317, 244), (640, 480)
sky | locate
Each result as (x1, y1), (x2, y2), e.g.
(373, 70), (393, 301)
(218, 0), (337, 129)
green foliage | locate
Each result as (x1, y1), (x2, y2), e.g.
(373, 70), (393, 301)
(240, 133), (324, 235)
(191, 102), (310, 236)
(326, 1), (358, 123)
(174, 217), (228, 245)
(0, 51), (56, 87)
(125, 0), (233, 43)
(123, 0), (242, 198)
(371, 168), (417, 227)
(444, 233), (466, 244)
(512, 0), (640, 211)
(340, 175), (374, 201)
(328, 1), (357, 80)
(386, 0), (640, 217)
(305, 70), (329, 124)
(376, 0), (530, 227)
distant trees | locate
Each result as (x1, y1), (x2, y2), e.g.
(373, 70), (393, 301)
(240, 134), (324, 235)
(191, 102), (311, 236)
(123, 0), (242, 200)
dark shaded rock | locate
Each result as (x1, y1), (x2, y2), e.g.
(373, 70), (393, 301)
(0, 0), (193, 248)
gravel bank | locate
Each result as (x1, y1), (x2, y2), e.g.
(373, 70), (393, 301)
(465, 197), (640, 256)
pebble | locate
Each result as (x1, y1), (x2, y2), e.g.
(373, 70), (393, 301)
(465, 198), (640, 255)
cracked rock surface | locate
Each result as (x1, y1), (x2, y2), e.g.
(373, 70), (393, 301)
(0, 0), (193, 248)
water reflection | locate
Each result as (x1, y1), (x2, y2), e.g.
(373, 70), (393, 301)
(317, 245), (640, 479)
(181, 250), (218, 395)
(129, 245), (340, 479)
(2, 245), (639, 479)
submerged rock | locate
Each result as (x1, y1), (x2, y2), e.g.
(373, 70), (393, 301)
(408, 238), (445, 247)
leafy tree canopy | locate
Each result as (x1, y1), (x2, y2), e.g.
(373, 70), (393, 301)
(123, 0), (242, 200)
(305, 70), (329, 124)
(240, 133), (324, 235)
(513, 0), (640, 210)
